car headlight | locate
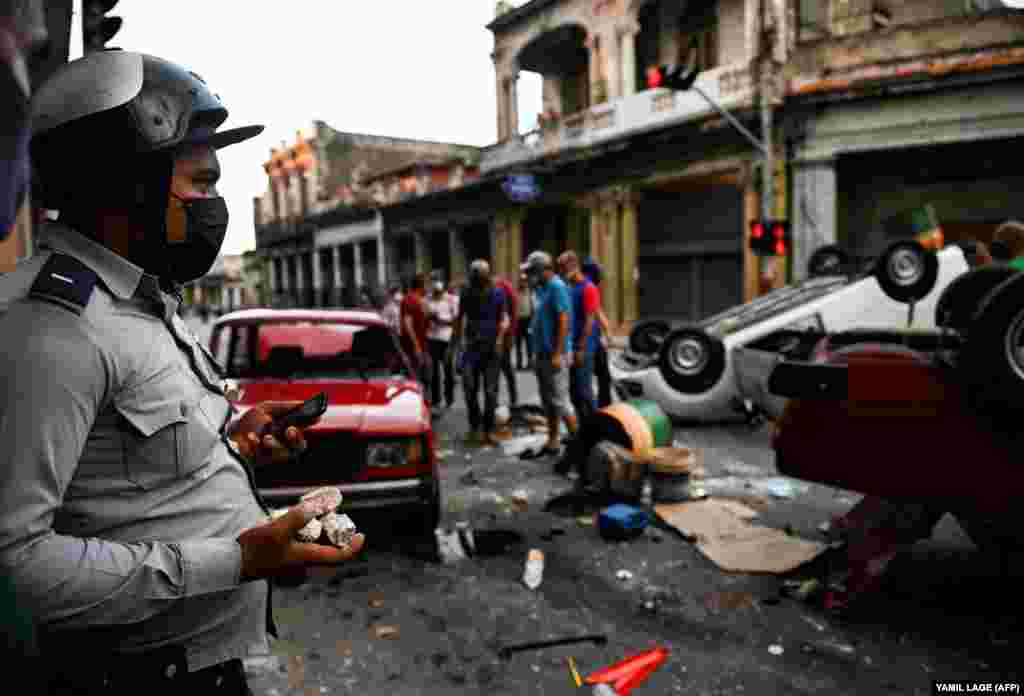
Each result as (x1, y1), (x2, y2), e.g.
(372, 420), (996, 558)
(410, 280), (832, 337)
(366, 439), (423, 468)
(784, 313), (823, 333)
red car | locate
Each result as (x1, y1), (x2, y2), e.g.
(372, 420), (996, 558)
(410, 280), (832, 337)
(209, 309), (440, 533)
(767, 266), (1024, 551)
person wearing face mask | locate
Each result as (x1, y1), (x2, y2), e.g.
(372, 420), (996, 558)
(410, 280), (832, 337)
(0, 51), (366, 695)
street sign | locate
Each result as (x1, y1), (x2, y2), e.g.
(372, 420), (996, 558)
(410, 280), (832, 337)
(502, 174), (541, 203)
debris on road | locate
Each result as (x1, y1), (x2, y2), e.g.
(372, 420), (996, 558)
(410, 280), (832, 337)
(598, 504), (649, 541)
(801, 640), (857, 662)
(641, 446), (698, 503)
(568, 657), (583, 687)
(768, 644), (785, 656)
(704, 591), (756, 612)
(783, 578), (822, 602)
(456, 520), (476, 555)
(435, 527), (467, 564)
(801, 615), (828, 632)
(577, 515), (595, 527)
(584, 441), (645, 497)
(498, 634), (608, 659)
(459, 469), (479, 486)
(655, 499), (828, 574)
(699, 476), (810, 500)
(511, 489), (530, 511)
(616, 569), (634, 582)
(501, 433), (549, 458)
(367, 592), (385, 609)
(523, 549), (545, 590)
(371, 624), (400, 640)
(584, 647), (669, 695)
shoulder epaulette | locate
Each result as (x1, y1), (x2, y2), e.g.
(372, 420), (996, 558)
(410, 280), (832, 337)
(28, 253), (99, 316)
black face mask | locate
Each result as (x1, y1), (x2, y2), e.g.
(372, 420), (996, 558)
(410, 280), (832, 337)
(163, 194), (229, 284)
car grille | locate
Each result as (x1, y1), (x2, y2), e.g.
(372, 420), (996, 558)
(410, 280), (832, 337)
(255, 431), (366, 487)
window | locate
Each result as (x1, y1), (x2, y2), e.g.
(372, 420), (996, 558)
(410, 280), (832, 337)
(228, 325), (253, 375)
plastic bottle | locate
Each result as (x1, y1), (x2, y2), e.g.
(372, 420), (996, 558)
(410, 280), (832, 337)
(523, 549), (544, 589)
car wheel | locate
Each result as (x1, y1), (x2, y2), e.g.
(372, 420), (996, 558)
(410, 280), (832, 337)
(875, 240), (939, 303)
(960, 272), (1024, 411)
(658, 327), (726, 395)
(629, 320), (671, 355)
(934, 266), (1018, 333)
(807, 244), (850, 277)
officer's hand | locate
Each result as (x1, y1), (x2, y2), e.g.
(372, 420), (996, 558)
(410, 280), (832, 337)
(229, 401), (313, 468)
(237, 504), (366, 583)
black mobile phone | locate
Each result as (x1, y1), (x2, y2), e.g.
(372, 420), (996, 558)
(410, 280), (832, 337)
(261, 392), (328, 440)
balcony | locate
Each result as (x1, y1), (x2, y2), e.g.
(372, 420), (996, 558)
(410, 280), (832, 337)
(480, 62), (756, 174)
(255, 220), (317, 248)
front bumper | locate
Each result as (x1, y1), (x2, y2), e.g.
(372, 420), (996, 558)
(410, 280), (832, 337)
(259, 477), (434, 509)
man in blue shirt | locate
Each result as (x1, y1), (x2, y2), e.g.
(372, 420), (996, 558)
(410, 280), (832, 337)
(558, 250), (600, 425)
(522, 250), (577, 456)
(452, 259), (510, 447)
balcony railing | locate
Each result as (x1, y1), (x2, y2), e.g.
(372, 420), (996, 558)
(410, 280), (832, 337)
(480, 62), (756, 174)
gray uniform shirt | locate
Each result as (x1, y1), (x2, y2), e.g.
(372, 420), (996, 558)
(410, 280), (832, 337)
(0, 225), (269, 672)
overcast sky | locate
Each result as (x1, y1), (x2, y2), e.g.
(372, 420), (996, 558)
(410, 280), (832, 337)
(83, 1), (542, 256)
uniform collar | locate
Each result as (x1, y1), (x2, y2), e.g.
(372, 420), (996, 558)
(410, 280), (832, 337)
(36, 223), (146, 301)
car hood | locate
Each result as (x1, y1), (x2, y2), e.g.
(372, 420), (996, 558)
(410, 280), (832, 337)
(236, 380), (428, 436)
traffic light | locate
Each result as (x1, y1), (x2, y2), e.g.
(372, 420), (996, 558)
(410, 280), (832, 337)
(749, 220), (790, 256)
(646, 62), (699, 92)
(82, 0), (122, 53)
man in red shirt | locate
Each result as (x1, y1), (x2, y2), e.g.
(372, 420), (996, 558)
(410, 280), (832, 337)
(401, 272), (433, 401)
(493, 274), (519, 408)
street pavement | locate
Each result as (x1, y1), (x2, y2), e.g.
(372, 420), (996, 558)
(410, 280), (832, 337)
(239, 361), (1023, 696)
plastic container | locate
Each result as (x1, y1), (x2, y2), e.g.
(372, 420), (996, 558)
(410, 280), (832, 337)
(598, 504), (650, 541)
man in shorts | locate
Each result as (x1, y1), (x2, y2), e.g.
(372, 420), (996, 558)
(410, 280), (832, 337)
(522, 250), (577, 457)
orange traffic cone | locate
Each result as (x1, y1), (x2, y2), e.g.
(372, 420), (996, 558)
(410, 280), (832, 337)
(584, 647), (668, 693)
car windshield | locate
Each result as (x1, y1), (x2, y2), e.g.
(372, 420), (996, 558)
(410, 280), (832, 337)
(222, 320), (408, 380)
(699, 276), (850, 336)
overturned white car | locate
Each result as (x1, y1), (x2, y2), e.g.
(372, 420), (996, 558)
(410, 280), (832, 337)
(610, 241), (970, 422)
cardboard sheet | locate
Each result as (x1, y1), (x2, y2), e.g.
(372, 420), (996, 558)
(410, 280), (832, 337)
(655, 499), (827, 574)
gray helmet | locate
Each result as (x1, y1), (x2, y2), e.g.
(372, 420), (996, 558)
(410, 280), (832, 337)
(31, 49), (262, 153)
(30, 50), (263, 210)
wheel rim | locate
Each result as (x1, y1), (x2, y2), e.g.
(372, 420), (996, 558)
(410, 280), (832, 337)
(887, 247), (925, 288)
(1003, 308), (1024, 382)
(669, 336), (708, 376)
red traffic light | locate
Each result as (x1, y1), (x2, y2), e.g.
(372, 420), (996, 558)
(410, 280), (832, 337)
(751, 222), (764, 239)
(646, 67), (664, 89)
(773, 224), (785, 239)
(775, 239), (787, 255)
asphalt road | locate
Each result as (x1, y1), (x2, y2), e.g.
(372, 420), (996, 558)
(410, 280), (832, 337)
(236, 361), (1023, 696)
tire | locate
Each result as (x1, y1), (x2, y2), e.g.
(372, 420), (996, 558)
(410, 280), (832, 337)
(960, 272), (1024, 411)
(807, 244), (850, 277)
(657, 327), (727, 395)
(935, 266), (1018, 333)
(875, 240), (939, 303)
(629, 320), (671, 355)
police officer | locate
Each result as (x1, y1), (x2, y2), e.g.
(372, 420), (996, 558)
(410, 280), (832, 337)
(0, 50), (365, 695)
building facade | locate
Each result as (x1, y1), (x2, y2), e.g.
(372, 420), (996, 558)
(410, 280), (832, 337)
(253, 121), (481, 307)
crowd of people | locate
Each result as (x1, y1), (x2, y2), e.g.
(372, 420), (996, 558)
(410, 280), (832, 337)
(390, 249), (617, 459)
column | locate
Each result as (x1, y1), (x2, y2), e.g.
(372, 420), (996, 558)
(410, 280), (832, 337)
(353, 241), (364, 288)
(492, 215), (508, 279)
(494, 66), (507, 141)
(294, 252), (306, 307)
(331, 245), (342, 305)
(449, 226), (467, 282)
(268, 254), (278, 298)
(620, 193), (640, 327)
(620, 23), (639, 97)
(376, 233), (387, 291)
(508, 212), (524, 281)
(792, 160), (838, 283)
(508, 73), (520, 137)
(587, 33), (599, 106)
(414, 230), (431, 275)
(312, 247), (323, 307)
(603, 194), (622, 328)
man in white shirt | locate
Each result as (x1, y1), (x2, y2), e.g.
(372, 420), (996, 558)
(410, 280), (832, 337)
(427, 281), (457, 409)
(381, 281), (403, 333)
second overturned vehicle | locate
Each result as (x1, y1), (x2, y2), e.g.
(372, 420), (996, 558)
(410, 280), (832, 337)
(611, 240), (969, 422)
